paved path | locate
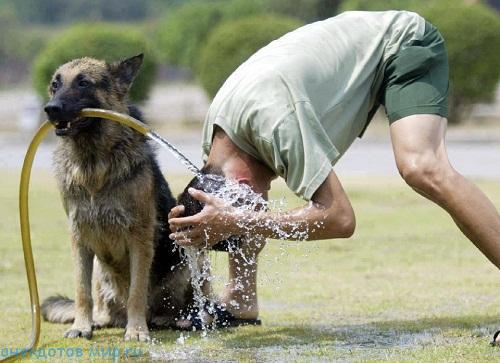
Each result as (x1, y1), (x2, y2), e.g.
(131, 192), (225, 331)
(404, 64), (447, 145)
(0, 84), (499, 179)
(1, 129), (499, 180)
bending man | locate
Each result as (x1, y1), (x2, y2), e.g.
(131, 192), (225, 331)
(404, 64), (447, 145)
(168, 10), (500, 330)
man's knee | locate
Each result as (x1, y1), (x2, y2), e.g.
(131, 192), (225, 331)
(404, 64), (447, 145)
(396, 153), (455, 197)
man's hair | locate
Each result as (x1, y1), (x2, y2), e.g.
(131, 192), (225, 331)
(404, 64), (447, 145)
(177, 165), (226, 219)
(176, 165), (242, 251)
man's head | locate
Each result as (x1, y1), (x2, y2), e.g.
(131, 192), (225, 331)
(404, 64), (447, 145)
(175, 127), (276, 249)
(177, 165), (244, 251)
(203, 126), (277, 194)
(44, 54), (143, 137)
(177, 165), (226, 220)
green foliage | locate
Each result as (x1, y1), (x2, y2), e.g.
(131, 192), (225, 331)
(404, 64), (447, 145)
(0, 4), (49, 85)
(264, 0), (340, 22)
(0, 5), (19, 64)
(196, 15), (302, 98)
(341, 0), (500, 123)
(340, 0), (425, 11)
(420, 1), (500, 122)
(155, 0), (265, 69)
(2, 0), (172, 24)
(155, 0), (341, 70)
(32, 24), (157, 102)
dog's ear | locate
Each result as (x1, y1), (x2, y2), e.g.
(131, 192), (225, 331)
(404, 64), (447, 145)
(110, 53), (144, 91)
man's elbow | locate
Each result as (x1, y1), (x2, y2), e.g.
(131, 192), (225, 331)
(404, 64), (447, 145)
(338, 209), (356, 238)
(325, 205), (356, 238)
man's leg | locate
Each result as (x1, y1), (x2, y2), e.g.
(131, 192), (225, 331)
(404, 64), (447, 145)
(390, 114), (500, 268)
(220, 236), (265, 320)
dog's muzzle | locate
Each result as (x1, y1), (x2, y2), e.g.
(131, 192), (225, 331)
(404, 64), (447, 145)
(44, 100), (82, 136)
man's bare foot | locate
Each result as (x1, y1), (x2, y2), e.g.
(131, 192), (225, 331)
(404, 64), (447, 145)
(219, 282), (259, 320)
(175, 298), (260, 330)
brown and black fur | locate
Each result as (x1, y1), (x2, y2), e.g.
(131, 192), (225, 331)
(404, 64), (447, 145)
(41, 54), (194, 341)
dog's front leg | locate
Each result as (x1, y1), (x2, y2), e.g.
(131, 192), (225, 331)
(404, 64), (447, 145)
(124, 241), (153, 342)
(65, 238), (94, 339)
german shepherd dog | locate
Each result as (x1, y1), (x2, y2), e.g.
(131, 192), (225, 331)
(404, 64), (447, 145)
(41, 54), (194, 341)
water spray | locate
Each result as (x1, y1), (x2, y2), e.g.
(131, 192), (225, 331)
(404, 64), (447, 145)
(1, 108), (202, 362)
(2, 108), (306, 361)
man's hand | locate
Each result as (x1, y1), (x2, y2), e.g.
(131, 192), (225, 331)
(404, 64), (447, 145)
(169, 170), (355, 244)
(168, 188), (241, 248)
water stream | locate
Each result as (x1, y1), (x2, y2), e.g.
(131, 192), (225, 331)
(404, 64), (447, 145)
(148, 130), (202, 177)
(146, 131), (319, 335)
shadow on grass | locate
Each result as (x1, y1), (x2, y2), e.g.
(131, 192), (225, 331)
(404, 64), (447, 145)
(220, 314), (499, 349)
(35, 314), (498, 354)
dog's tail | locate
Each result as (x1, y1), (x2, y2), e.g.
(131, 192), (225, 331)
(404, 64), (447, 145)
(41, 295), (75, 323)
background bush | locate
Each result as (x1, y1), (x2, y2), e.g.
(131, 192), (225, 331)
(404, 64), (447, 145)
(196, 15), (303, 98)
(2, 0), (174, 24)
(0, 5), (48, 85)
(155, 0), (265, 70)
(420, 1), (500, 123)
(340, 0), (424, 11)
(263, 0), (340, 22)
(341, 0), (500, 123)
(0, 6), (21, 67)
(32, 24), (157, 102)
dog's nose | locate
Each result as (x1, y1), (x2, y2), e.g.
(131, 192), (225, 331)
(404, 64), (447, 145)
(44, 100), (63, 118)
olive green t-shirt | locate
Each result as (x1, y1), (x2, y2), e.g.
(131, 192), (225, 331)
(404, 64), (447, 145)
(202, 11), (426, 200)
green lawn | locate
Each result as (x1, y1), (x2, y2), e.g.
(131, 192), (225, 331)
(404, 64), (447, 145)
(0, 170), (499, 362)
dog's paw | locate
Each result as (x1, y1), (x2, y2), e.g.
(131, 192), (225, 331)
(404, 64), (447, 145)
(64, 326), (93, 340)
(92, 315), (112, 329)
(124, 327), (150, 342)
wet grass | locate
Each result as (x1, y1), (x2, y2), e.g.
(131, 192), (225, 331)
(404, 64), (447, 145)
(0, 170), (499, 362)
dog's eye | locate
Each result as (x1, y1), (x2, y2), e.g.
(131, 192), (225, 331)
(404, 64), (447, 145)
(78, 80), (90, 88)
(51, 81), (59, 91)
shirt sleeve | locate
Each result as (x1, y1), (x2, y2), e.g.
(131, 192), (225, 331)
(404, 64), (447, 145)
(268, 104), (340, 200)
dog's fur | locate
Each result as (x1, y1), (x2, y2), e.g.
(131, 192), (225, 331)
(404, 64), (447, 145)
(41, 54), (194, 341)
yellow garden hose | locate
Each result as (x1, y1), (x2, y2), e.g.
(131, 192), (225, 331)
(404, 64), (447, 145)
(1, 109), (159, 362)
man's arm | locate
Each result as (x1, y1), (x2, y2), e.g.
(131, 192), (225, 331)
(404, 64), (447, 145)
(168, 170), (355, 248)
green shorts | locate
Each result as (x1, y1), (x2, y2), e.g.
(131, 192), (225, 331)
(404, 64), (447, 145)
(382, 21), (449, 122)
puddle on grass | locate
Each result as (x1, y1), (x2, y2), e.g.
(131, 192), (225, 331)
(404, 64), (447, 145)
(145, 324), (483, 362)
(154, 172), (488, 361)
(149, 345), (204, 362)
(332, 326), (446, 349)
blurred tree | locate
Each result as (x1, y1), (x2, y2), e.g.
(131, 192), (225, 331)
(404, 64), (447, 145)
(2, 0), (176, 24)
(341, 0), (500, 123)
(155, 0), (345, 71)
(196, 15), (303, 98)
(340, 0), (424, 11)
(0, 4), (18, 65)
(32, 24), (157, 102)
(422, 1), (500, 123)
(155, 0), (265, 70)
(264, 0), (341, 22)
(316, 0), (342, 19)
(0, 4), (48, 84)
(486, 0), (500, 10)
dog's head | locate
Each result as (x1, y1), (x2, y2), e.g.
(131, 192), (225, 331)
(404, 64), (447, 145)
(44, 54), (143, 137)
